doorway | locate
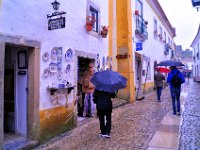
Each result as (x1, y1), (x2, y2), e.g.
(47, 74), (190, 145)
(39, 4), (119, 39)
(77, 57), (95, 119)
(135, 54), (142, 99)
(4, 44), (28, 141)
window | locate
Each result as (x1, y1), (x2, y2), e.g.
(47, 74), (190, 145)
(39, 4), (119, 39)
(159, 26), (162, 37)
(159, 26), (162, 41)
(164, 32), (166, 43)
(154, 19), (157, 38)
(147, 61), (151, 79)
(86, 0), (100, 37)
(90, 6), (98, 32)
(168, 37), (170, 45)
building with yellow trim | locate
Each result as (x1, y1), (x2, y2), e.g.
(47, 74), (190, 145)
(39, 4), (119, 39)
(109, 0), (176, 101)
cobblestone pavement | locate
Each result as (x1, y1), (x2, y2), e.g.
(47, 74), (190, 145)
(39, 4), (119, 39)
(35, 87), (174, 150)
(179, 80), (200, 150)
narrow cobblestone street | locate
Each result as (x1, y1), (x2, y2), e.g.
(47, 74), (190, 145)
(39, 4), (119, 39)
(34, 80), (200, 150)
(35, 88), (172, 150)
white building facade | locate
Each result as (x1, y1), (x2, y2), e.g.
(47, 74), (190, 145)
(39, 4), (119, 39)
(0, 0), (109, 147)
(191, 25), (200, 82)
(131, 0), (176, 94)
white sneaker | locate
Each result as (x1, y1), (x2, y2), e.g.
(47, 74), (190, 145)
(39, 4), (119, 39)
(104, 134), (110, 138)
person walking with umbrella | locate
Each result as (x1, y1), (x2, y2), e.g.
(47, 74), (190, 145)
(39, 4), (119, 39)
(154, 68), (165, 102)
(167, 66), (185, 116)
(91, 70), (127, 138)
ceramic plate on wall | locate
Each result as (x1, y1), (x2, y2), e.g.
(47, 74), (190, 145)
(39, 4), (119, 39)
(42, 52), (49, 62)
(57, 71), (63, 80)
(51, 47), (58, 60)
(43, 68), (49, 78)
(65, 48), (73, 61)
(65, 64), (71, 73)
(49, 62), (57, 73)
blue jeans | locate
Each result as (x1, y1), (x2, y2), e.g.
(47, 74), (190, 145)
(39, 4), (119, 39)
(156, 87), (163, 100)
(170, 87), (181, 114)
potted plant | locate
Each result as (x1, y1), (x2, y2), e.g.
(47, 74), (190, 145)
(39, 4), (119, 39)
(101, 26), (108, 38)
(86, 16), (96, 31)
(135, 10), (139, 15)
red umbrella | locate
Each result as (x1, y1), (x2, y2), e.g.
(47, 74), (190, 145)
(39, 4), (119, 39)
(155, 67), (170, 73)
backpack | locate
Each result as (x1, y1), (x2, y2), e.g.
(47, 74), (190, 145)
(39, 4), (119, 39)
(171, 72), (181, 87)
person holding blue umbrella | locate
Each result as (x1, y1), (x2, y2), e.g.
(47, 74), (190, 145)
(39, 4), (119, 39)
(91, 70), (127, 138)
(167, 66), (185, 116)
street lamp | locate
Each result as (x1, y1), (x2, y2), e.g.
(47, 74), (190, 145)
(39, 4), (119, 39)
(51, 0), (60, 11)
(191, 0), (200, 11)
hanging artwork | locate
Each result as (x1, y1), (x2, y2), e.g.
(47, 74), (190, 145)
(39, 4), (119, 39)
(65, 48), (73, 62)
(65, 64), (71, 73)
(43, 68), (50, 78)
(42, 52), (49, 62)
(109, 57), (112, 71)
(51, 47), (58, 60)
(106, 56), (110, 65)
(57, 47), (62, 63)
(49, 62), (57, 73)
(102, 57), (105, 70)
(57, 47), (62, 70)
(57, 71), (63, 80)
(96, 54), (100, 72)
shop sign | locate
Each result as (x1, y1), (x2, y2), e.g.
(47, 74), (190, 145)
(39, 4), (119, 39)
(136, 42), (143, 51)
(48, 17), (65, 30)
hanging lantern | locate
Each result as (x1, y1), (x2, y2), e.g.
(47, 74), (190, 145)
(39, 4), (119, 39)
(51, 0), (60, 11)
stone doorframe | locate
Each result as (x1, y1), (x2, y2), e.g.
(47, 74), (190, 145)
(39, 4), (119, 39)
(74, 49), (97, 87)
(0, 33), (41, 148)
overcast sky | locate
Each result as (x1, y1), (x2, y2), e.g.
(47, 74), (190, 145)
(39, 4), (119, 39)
(158, 0), (200, 50)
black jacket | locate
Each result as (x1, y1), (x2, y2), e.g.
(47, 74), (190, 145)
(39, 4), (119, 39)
(93, 90), (115, 112)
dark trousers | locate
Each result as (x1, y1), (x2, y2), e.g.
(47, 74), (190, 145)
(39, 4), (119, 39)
(98, 110), (111, 135)
(78, 93), (85, 117)
(170, 87), (181, 114)
(156, 87), (163, 100)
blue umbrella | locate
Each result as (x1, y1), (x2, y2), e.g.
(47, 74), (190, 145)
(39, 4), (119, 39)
(91, 70), (127, 93)
(157, 60), (185, 66)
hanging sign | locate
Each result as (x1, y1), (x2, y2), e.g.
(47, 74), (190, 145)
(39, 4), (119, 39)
(136, 42), (143, 51)
(48, 17), (65, 30)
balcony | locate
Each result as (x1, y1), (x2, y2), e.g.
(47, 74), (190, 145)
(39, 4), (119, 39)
(135, 15), (148, 41)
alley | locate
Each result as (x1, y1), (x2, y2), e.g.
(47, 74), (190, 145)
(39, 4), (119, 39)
(33, 80), (200, 150)
(35, 88), (173, 149)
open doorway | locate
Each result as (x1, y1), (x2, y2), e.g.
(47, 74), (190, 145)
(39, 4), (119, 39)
(4, 44), (28, 144)
(135, 53), (142, 100)
(77, 57), (95, 119)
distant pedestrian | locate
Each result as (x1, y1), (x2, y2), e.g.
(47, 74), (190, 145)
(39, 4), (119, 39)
(167, 66), (185, 116)
(93, 90), (115, 138)
(154, 68), (165, 102)
(187, 72), (190, 83)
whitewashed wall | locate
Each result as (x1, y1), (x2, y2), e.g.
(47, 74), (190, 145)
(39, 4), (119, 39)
(0, 0), (109, 110)
(132, 0), (174, 84)
(192, 37), (200, 79)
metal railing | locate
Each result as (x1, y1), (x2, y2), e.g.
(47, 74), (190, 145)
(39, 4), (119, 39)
(135, 15), (148, 40)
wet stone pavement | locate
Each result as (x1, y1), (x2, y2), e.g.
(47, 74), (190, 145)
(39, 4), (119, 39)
(179, 80), (200, 150)
(35, 87), (173, 150)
